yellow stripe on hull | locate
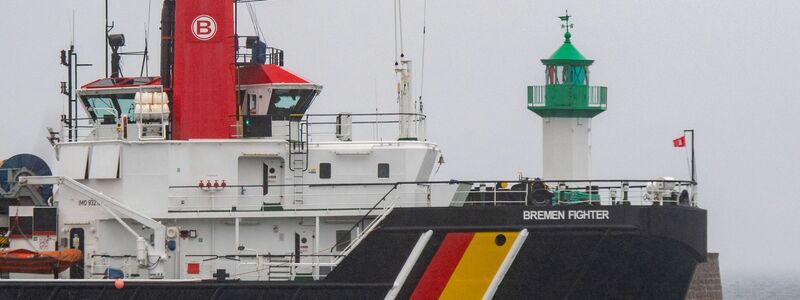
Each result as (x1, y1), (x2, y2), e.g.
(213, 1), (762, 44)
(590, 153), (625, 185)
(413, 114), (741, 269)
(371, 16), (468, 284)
(439, 232), (518, 299)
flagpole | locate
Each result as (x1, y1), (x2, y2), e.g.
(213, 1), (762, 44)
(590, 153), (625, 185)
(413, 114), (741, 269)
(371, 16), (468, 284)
(683, 129), (695, 183)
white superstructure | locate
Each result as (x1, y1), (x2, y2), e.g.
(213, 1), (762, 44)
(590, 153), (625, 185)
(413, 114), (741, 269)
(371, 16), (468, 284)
(16, 59), (465, 281)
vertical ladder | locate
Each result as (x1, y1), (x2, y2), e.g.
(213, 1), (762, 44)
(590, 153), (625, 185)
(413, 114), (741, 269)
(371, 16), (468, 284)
(289, 119), (308, 205)
(292, 151), (305, 205)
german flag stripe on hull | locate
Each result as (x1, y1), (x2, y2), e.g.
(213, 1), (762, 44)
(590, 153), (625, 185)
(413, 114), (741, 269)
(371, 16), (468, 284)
(410, 231), (519, 299)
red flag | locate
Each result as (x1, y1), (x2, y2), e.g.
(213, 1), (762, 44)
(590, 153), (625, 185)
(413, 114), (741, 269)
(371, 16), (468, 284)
(673, 136), (686, 147)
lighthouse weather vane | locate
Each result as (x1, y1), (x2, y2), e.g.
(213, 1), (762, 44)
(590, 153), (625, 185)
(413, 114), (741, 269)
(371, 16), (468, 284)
(559, 10), (573, 32)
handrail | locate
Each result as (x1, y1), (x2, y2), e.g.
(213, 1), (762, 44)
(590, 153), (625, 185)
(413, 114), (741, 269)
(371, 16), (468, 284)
(301, 113), (427, 142)
(527, 85), (608, 109)
(166, 178), (699, 212)
(167, 178), (695, 189)
(333, 184), (401, 266)
(346, 183), (400, 234)
(304, 112), (427, 117)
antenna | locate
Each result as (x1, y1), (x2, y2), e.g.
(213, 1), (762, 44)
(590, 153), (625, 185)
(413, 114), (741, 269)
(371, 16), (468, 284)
(418, 0), (428, 114)
(397, 0), (405, 57)
(393, 0), (405, 64)
(105, 0), (115, 78)
(374, 78), (379, 141)
(71, 10), (75, 45)
(60, 46), (93, 141)
(392, 0), (420, 141)
(141, 0), (152, 76)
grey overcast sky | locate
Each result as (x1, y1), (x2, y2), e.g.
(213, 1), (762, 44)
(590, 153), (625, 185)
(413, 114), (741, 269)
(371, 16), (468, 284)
(1, 0), (798, 276)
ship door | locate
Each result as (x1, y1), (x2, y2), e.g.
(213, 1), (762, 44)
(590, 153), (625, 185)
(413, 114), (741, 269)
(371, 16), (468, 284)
(68, 228), (85, 279)
(238, 157), (284, 208)
(294, 230), (313, 274)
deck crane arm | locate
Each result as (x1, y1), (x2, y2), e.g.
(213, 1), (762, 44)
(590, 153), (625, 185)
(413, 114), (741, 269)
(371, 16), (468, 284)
(19, 176), (167, 278)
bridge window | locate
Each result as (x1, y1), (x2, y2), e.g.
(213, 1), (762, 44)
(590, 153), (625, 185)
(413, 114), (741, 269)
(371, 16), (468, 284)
(248, 94), (258, 115)
(81, 94), (138, 123)
(116, 94), (136, 118)
(268, 89), (317, 120)
(86, 96), (116, 120)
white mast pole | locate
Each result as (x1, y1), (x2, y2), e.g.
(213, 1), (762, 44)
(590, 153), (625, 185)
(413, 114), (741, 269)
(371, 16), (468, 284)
(396, 59), (416, 140)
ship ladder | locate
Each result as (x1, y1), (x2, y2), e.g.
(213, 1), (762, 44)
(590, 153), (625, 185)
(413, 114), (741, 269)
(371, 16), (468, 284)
(290, 144), (306, 205)
(289, 119), (308, 205)
(267, 254), (294, 281)
(292, 162), (304, 205)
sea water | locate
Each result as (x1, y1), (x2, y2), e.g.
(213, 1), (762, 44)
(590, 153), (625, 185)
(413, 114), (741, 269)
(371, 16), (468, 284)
(723, 272), (800, 300)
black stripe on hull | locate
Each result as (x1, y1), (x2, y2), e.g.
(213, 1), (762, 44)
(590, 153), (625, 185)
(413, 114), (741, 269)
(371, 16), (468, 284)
(357, 205), (706, 299)
(0, 282), (391, 300)
(0, 205), (705, 299)
(495, 234), (699, 299)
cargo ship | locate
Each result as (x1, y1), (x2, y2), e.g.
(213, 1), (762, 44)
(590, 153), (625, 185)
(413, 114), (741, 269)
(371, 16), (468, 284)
(0, 2), (706, 299)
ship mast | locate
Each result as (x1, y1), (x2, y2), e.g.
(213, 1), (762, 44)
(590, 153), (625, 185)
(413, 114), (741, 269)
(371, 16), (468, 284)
(393, 0), (419, 142)
(396, 59), (417, 141)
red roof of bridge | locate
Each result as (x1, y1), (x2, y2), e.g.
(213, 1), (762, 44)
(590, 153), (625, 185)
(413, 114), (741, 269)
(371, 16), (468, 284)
(81, 77), (161, 89)
(237, 64), (311, 85)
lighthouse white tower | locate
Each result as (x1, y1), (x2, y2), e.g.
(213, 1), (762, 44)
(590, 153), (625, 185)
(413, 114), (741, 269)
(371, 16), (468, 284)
(527, 12), (607, 180)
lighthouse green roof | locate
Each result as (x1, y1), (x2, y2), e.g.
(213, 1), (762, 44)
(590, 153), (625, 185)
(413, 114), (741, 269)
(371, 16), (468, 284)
(541, 32), (594, 66)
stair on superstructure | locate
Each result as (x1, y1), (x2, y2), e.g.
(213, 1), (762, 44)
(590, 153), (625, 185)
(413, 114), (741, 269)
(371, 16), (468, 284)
(267, 254), (294, 281)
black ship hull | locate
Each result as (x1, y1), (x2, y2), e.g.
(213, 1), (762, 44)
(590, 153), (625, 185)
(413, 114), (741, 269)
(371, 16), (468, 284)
(0, 205), (706, 300)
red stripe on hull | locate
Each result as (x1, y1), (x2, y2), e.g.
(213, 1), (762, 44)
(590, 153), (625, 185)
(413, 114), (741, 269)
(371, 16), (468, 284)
(410, 233), (474, 300)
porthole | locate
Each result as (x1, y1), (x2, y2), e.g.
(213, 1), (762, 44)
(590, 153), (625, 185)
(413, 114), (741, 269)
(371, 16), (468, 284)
(495, 234), (506, 246)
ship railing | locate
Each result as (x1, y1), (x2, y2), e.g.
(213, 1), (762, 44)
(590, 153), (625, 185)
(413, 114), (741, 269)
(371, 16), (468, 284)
(235, 36), (284, 66)
(226, 112), (427, 142)
(167, 188), (407, 212)
(455, 179), (697, 207)
(59, 112), (125, 143)
(88, 254), (139, 279)
(167, 182), (416, 212)
(527, 85), (608, 109)
(185, 253), (342, 281)
(301, 113), (427, 143)
(333, 183), (401, 268)
(588, 86), (608, 108)
(57, 117), (96, 143)
(229, 123), (243, 138)
(528, 85), (546, 107)
(166, 179), (697, 212)
(58, 86), (168, 143)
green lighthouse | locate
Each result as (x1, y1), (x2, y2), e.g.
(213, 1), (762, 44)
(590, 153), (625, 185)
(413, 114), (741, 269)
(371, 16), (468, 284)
(528, 12), (607, 180)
